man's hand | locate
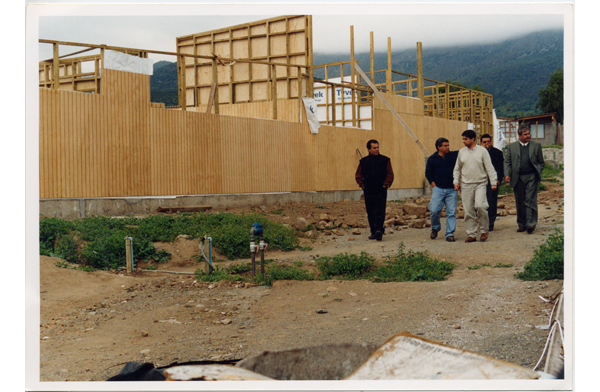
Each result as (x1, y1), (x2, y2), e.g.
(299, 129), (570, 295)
(454, 183), (460, 191)
(431, 181), (436, 188)
(491, 185), (497, 191)
(505, 176), (510, 184)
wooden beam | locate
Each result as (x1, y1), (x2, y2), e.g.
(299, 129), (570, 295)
(206, 83), (217, 113)
(272, 64), (278, 119)
(52, 43), (60, 90)
(417, 42), (424, 101)
(354, 63), (429, 157)
(386, 38), (392, 93)
(350, 25), (356, 127)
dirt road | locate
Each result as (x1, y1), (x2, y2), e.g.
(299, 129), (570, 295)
(38, 184), (565, 382)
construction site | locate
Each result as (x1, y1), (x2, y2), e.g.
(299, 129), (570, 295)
(36, 15), (566, 385)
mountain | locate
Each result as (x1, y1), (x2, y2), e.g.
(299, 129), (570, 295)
(149, 30), (563, 118)
(150, 61), (179, 107)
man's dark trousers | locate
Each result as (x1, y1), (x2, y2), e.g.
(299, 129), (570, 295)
(486, 184), (499, 230)
(364, 188), (387, 235)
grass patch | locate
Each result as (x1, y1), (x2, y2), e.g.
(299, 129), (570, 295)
(315, 252), (375, 280)
(254, 263), (316, 286)
(516, 229), (564, 281)
(40, 212), (300, 270)
(370, 244), (454, 282)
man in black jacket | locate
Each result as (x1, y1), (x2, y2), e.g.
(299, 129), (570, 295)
(355, 140), (394, 241)
(480, 134), (504, 231)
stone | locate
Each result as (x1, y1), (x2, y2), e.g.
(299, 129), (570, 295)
(402, 203), (427, 217)
(221, 319), (232, 325)
(318, 213), (330, 222)
(409, 219), (427, 229)
(351, 229), (361, 235)
(292, 217), (310, 231)
(316, 309), (328, 314)
(141, 331), (149, 337)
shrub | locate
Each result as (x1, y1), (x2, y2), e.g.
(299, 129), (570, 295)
(39, 217), (75, 255)
(54, 234), (80, 263)
(315, 252), (375, 279)
(516, 229), (564, 281)
(370, 243), (454, 282)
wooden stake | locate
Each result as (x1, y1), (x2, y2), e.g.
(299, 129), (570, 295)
(125, 237), (133, 273)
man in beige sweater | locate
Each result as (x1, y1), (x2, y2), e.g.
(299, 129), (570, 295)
(453, 130), (498, 242)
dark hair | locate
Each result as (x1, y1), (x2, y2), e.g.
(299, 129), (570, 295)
(480, 133), (492, 141)
(517, 124), (530, 136)
(462, 130), (476, 140)
(435, 137), (449, 151)
(367, 139), (379, 149)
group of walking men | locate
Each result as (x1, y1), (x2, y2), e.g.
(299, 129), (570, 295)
(355, 124), (544, 242)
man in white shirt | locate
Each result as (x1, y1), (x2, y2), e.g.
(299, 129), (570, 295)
(453, 130), (498, 242)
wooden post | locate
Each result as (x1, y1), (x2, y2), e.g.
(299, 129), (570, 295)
(178, 55), (187, 111)
(370, 32), (375, 84)
(417, 42), (424, 101)
(330, 85), (336, 126)
(350, 26), (356, 127)
(272, 64), (278, 120)
(52, 43), (60, 90)
(125, 237), (133, 273)
(212, 57), (219, 114)
(386, 38), (392, 93)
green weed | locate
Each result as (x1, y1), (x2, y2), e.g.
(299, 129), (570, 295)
(315, 252), (375, 280)
(370, 243), (454, 282)
(516, 229), (564, 281)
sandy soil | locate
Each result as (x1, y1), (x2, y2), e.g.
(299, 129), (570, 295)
(38, 183), (565, 382)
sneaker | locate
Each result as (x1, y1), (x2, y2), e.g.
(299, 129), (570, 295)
(375, 231), (383, 241)
(446, 236), (455, 242)
(480, 232), (488, 242)
(465, 236), (476, 243)
(430, 229), (439, 239)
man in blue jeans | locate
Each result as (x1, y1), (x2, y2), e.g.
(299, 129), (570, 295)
(425, 138), (459, 242)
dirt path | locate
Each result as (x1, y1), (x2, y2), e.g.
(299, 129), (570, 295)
(38, 185), (564, 382)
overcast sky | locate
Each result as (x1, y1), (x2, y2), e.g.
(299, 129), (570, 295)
(32, 3), (567, 64)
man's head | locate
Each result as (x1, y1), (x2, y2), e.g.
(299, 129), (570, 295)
(435, 137), (450, 155)
(517, 125), (531, 144)
(461, 130), (477, 149)
(480, 133), (492, 149)
(367, 139), (380, 155)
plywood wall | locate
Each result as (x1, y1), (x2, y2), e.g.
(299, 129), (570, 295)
(39, 69), (469, 199)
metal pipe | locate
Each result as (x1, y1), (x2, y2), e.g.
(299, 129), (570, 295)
(250, 227), (257, 276)
(259, 235), (265, 276)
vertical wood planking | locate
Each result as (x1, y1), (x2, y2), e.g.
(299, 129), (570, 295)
(40, 69), (472, 199)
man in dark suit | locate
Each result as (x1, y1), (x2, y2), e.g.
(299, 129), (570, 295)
(480, 134), (504, 231)
(355, 139), (394, 241)
(503, 125), (545, 234)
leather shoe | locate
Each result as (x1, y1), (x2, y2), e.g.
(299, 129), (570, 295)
(480, 232), (488, 242)
(430, 229), (439, 239)
(526, 226), (535, 234)
(446, 236), (455, 242)
(375, 231), (383, 241)
(465, 236), (476, 243)
(368, 234), (377, 240)
(517, 227), (526, 233)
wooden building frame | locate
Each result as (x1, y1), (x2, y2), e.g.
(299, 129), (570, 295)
(176, 15), (314, 110)
(39, 15), (493, 137)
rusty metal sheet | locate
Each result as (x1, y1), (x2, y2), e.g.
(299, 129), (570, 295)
(164, 364), (274, 381)
(236, 343), (379, 380)
(346, 331), (540, 380)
